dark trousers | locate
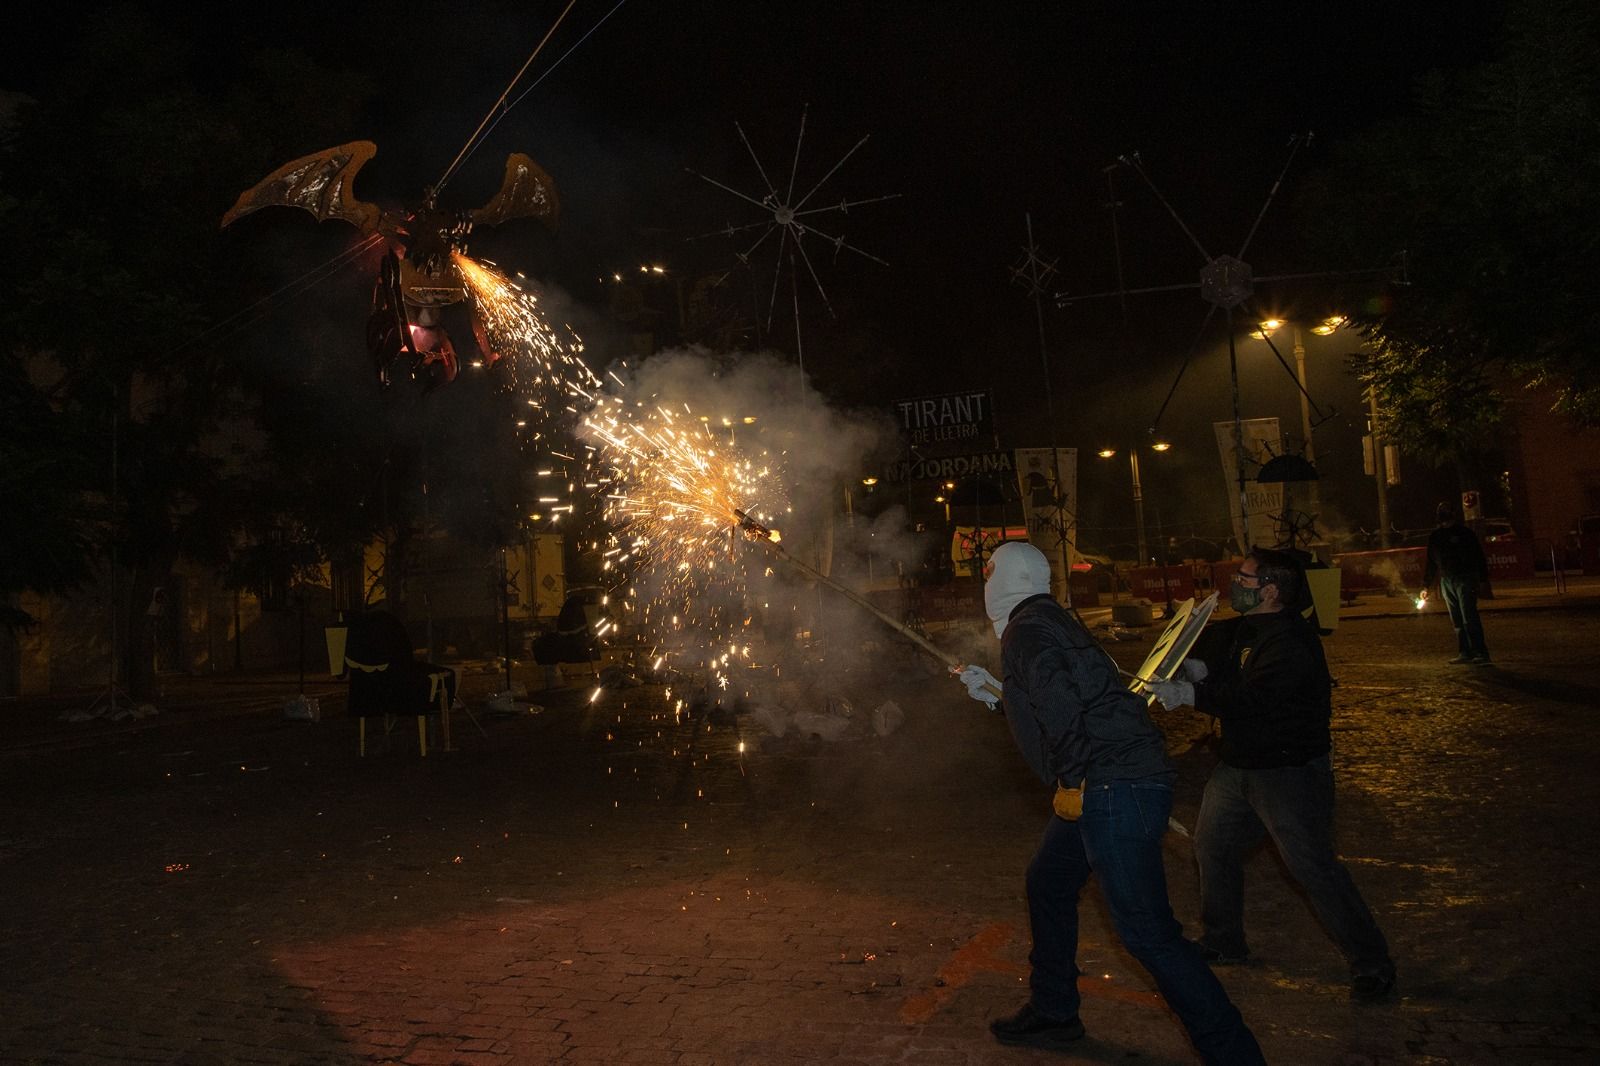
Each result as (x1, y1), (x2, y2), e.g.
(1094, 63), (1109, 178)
(1195, 755), (1394, 979)
(1026, 781), (1264, 1066)
(1441, 575), (1489, 658)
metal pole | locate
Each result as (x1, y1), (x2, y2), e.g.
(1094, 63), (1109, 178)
(1228, 311), (1251, 553)
(501, 548), (513, 691)
(1368, 387), (1392, 548)
(1025, 213), (1071, 605)
(1129, 449), (1148, 565)
(1293, 327), (1320, 514)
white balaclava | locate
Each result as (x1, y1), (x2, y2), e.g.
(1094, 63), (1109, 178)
(985, 541), (1053, 638)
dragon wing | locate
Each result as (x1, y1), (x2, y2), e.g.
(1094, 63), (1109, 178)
(469, 153), (560, 230)
(221, 141), (382, 232)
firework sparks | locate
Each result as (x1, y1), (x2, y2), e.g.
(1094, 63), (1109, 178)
(451, 250), (811, 701)
(581, 394), (788, 688)
(454, 250), (597, 424)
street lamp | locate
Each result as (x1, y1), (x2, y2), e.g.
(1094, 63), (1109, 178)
(1253, 314), (1344, 516)
(1096, 441), (1171, 566)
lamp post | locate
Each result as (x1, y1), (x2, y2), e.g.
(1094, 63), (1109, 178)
(1367, 386), (1393, 548)
(1097, 441), (1171, 566)
(1256, 315), (1344, 518)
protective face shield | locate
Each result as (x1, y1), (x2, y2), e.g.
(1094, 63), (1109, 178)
(985, 542), (1053, 638)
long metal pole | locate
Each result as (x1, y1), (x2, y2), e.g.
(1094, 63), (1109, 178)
(749, 532), (999, 698)
(1293, 327), (1320, 515)
(1025, 214), (1071, 605)
(1129, 449), (1148, 565)
(1228, 311), (1252, 553)
(501, 548), (513, 691)
(1368, 387), (1392, 548)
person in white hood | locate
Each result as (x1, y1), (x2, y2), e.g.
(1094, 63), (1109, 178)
(958, 542), (1263, 1064)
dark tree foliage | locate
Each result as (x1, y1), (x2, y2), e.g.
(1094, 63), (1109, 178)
(1301, 0), (1600, 459)
(0, 9), (372, 694)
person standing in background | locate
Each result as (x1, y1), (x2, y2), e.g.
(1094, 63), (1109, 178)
(1421, 502), (1491, 664)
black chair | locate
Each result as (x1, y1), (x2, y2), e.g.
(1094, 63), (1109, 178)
(530, 593), (601, 680)
(343, 611), (456, 756)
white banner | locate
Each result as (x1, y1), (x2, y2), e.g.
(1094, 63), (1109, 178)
(1014, 447), (1078, 599)
(1214, 419), (1284, 552)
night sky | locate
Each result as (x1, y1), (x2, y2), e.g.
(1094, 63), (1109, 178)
(12, 1), (1509, 549)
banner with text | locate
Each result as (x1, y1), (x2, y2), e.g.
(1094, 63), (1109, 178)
(1213, 418), (1284, 552)
(1014, 447), (1079, 596)
(893, 390), (995, 454)
(886, 449), (1014, 485)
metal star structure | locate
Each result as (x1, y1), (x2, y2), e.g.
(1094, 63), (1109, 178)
(688, 106), (899, 327)
(1041, 137), (1400, 548)
(1010, 215), (1060, 300)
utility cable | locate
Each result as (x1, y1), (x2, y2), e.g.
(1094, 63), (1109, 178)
(433, 0), (581, 197)
(175, 233), (384, 355)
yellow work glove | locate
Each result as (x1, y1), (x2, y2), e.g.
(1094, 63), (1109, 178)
(1052, 784), (1083, 820)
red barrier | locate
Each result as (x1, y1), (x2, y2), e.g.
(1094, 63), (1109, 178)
(1483, 535), (1535, 581)
(1212, 559), (1243, 592)
(1127, 566), (1195, 602)
(1332, 548), (1426, 594)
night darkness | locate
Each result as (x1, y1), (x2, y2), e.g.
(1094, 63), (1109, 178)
(10, 0), (1510, 551)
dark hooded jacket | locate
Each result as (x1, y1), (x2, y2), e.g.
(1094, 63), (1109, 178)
(1192, 610), (1332, 769)
(1423, 522), (1489, 585)
(999, 594), (1175, 788)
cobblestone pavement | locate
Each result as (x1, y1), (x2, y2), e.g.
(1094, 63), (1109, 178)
(3, 605), (1599, 1065)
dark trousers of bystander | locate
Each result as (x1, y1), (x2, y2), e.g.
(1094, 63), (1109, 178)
(1026, 781), (1266, 1066)
(1441, 575), (1490, 660)
(1195, 755), (1394, 981)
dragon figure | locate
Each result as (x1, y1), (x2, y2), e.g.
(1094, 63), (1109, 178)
(222, 141), (559, 389)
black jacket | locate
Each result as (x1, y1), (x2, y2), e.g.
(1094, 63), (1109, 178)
(1424, 523), (1489, 585)
(1192, 611), (1331, 769)
(999, 595), (1174, 787)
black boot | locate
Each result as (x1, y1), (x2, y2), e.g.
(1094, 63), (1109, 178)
(989, 1004), (1086, 1049)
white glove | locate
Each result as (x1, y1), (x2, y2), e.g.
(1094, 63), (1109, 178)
(1179, 658), (1209, 683)
(958, 665), (1002, 708)
(1147, 678), (1195, 709)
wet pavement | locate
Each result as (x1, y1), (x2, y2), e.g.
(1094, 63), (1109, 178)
(4, 591), (1599, 1065)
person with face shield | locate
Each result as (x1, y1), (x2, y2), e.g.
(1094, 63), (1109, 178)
(957, 542), (1264, 1063)
(1147, 548), (1396, 1004)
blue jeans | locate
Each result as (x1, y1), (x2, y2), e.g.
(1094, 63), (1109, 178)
(1196, 756), (1394, 980)
(1026, 781), (1264, 1066)
(1441, 575), (1489, 658)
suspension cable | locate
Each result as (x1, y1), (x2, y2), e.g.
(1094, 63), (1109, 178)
(433, 0), (580, 197)
(175, 233), (384, 354)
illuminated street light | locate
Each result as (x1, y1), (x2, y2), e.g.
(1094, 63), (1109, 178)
(1097, 443), (1173, 565)
(861, 476), (878, 486)
(1252, 315), (1348, 517)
